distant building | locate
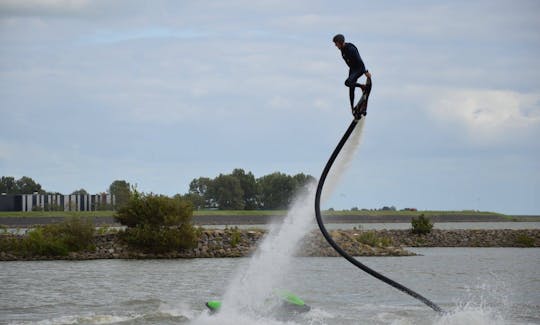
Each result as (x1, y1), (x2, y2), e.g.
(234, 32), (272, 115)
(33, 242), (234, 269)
(403, 208), (418, 212)
(0, 193), (116, 212)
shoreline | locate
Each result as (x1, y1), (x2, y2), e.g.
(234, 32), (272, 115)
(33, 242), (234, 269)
(1, 213), (537, 228)
(1, 228), (538, 261)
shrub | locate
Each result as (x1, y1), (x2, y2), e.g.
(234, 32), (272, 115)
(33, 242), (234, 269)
(515, 234), (534, 247)
(115, 190), (198, 253)
(356, 231), (392, 247)
(411, 214), (433, 235)
(225, 226), (242, 248)
(22, 228), (69, 256)
(42, 218), (95, 252)
(0, 218), (95, 257)
(121, 224), (197, 253)
(0, 234), (19, 253)
(115, 190), (192, 228)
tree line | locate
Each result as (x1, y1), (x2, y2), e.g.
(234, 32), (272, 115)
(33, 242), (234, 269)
(181, 169), (315, 210)
(0, 176), (44, 195)
(1, 170), (316, 211)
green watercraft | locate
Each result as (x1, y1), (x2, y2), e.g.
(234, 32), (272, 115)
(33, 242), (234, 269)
(205, 290), (311, 315)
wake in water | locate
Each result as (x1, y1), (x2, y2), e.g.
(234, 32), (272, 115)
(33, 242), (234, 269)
(433, 307), (505, 325)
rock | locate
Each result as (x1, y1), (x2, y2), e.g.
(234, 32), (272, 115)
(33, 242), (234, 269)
(2, 228), (538, 261)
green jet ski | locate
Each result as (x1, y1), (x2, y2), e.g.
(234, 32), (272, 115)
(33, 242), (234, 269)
(205, 290), (311, 315)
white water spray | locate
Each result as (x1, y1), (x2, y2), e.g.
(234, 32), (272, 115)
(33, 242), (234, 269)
(322, 118), (366, 202)
(193, 121), (367, 323)
(219, 184), (317, 317)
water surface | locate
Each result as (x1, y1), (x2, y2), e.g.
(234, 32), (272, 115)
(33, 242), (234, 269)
(1, 248), (538, 324)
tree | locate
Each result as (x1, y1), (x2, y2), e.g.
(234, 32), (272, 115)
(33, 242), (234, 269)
(71, 189), (89, 195)
(15, 176), (44, 194)
(0, 176), (16, 194)
(258, 172), (295, 209)
(189, 177), (214, 208)
(231, 168), (260, 210)
(185, 169), (315, 211)
(292, 173), (316, 195)
(109, 180), (131, 209)
(210, 174), (244, 210)
(176, 193), (205, 211)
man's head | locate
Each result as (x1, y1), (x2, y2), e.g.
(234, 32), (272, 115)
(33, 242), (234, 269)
(333, 34), (345, 49)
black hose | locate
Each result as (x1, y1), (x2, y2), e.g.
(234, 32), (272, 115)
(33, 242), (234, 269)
(314, 119), (445, 314)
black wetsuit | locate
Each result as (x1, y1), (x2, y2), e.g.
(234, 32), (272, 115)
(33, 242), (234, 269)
(340, 42), (367, 109)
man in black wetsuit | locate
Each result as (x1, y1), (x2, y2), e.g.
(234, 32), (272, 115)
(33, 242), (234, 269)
(333, 34), (371, 113)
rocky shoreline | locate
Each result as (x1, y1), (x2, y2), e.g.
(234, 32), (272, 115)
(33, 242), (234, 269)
(1, 228), (538, 261)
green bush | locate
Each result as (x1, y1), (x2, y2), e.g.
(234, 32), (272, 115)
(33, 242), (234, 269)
(43, 218), (95, 251)
(115, 190), (193, 228)
(515, 234), (534, 247)
(356, 231), (392, 247)
(411, 214), (433, 235)
(22, 228), (69, 256)
(121, 224), (197, 253)
(225, 226), (242, 248)
(115, 190), (198, 253)
(0, 218), (95, 257)
(0, 234), (19, 253)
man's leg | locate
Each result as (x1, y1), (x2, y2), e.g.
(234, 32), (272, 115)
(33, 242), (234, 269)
(345, 70), (363, 109)
(348, 85), (355, 109)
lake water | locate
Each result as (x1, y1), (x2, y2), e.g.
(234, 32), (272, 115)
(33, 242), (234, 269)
(1, 248), (539, 325)
(206, 222), (540, 231)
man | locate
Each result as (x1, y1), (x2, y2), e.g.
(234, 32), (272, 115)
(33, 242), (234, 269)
(333, 34), (371, 113)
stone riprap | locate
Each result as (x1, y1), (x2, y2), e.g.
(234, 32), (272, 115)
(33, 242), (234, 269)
(1, 228), (538, 261)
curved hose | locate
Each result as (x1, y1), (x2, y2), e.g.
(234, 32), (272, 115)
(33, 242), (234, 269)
(314, 119), (444, 314)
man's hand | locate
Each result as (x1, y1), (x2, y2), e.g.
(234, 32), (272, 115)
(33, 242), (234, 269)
(365, 71), (372, 78)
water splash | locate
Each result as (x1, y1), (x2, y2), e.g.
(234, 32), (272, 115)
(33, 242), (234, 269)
(218, 184), (317, 317)
(192, 122), (367, 323)
(431, 280), (516, 325)
(433, 306), (505, 325)
(189, 183), (318, 324)
(322, 118), (365, 202)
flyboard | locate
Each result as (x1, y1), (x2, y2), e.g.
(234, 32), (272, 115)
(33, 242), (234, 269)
(352, 77), (372, 120)
(314, 77), (445, 314)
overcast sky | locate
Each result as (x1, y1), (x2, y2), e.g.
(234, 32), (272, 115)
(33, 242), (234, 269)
(1, 0), (539, 214)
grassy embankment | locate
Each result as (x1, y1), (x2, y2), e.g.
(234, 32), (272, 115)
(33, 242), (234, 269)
(0, 209), (518, 219)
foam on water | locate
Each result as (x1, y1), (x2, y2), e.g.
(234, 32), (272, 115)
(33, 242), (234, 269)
(158, 302), (197, 319)
(433, 306), (505, 325)
(8, 313), (142, 325)
(430, 280), (519, 325)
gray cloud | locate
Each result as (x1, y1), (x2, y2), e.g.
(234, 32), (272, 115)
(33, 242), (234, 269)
(1, 0), (539, 213)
